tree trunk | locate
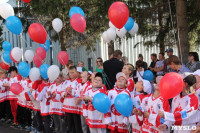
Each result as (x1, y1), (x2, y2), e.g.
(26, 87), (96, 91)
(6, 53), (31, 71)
(108, 41), (114, 58)
(158, 5), (165, 53)
(60, 28), (67, 51)
(176, 0), (189, 64)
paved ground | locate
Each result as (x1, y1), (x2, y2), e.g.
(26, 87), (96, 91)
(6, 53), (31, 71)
(0, 122), (27, 133)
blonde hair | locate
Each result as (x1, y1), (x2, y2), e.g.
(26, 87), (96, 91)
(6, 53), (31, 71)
(124, 64), (134, 76)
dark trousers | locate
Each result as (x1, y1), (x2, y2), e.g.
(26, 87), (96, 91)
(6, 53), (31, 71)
(24, 108), (32, 126)
(52, 115), (65, 133)
(65, 113), (83, 133)
(43, 115), (53, 133)
(0, 101), (6, 119)
(17, 105), (25, 125)
(4, 100), (12, 120)
(33, 111), (43, 132)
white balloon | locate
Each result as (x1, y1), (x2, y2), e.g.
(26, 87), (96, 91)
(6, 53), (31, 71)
(47, 65), (60, 82)
(0, 3), (14, 19)
(129, 23), (139, 36)
(0, 0), (9, 5)
(109, 21), (116, 29)
(24, 50), (35, 63)
(107, 28), (116, 41)
(11, 47), (22, 62)
(116, 27), (127, 38)
(102, 31), (111, 43)
(29, 67), (40, 82)
(52, 18), (63, 33)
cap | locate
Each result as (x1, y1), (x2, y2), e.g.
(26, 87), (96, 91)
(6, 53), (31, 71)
(142, 79), (152, 94)
(116, 72), (126, 80)
(183, 74), (196, 86)
(7, 66), (18, 73)
(95, 72), (103, 82)
(77, 67), (82, 73)
(165, 48), (173, 53)
(193, 70), (200, 77)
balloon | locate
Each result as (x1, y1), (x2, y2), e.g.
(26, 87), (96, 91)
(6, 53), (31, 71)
(24, 50), (34, 63)
(33, 55), (43, 68)
(107, 28), (116, 41)
(108, 1), (129, 29)
(129, 23), (139, 36)
(39, 40), (50, 52)
(47, 65), (60, 82)
(70, 14), (86, 33)
(6, 16), (22, 35)
(57, 51), (69, 66)
(143, 70), (154, 82)
(10, 83), (23, 95)
(40, 64), (50, 79)
(2, 41), (12, 52)
(2, 51), (11, 63)
(35, 47), (46, 60)
(116, 27), (127, 38)
(22, 0), (31, 3)
(29, 67), (40, 82)
(159, 72), (183, 99)
(124, 17), (134, 31)
(114, 94), (133, 117)
(0, 0), (9, 5)
(109, 21), (116, 29)
(1, 55), (10, 65)
(0, 3), (14, 19)
(18, 62), (30, 77)
(69, 6), (85, 18)
(93, 93), (110, 113)
(0, 62), (10, 70)
(28, 23), (47, 44)
(52, 18), (63, 33)
(10, 47), (22, 62)
(102, 31), (111, 43)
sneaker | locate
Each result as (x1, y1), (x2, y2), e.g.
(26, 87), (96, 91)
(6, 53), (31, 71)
(30, 128), (37, 133)
(5, 119), (11, 124)
(10, 123), (19, 128)
(26, 126), (32, 132)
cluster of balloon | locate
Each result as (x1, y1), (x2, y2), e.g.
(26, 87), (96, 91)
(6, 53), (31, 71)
(159, 72), (184, 99)
(18, 62), (30, 78)
(10, 83), (23, 95)
(143, 70), (154, 82)
(114, 94), (133, 117)
(69, 6), (86, 33)
(1, 41), (12, 70)
(57, 51), (69, 66)
(93, 93), (110, 113)
(47, 65), (60, 82)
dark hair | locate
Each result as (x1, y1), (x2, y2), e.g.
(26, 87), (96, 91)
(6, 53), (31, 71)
(113, 50), (122, 57)
(95, 72), (103, 83)
(67, 60), (73, 67)
(69, 66), (76, 71)
(168, 55), (180, 65)
(151, 53), (157, 58)
(7, 66), (18, 73)
(159, 53), (164, 57)
(138, 54), (143, 59)
(189, 52), (199, 61)
(96, 57), (103, 66)
(136, 60), (144, 68)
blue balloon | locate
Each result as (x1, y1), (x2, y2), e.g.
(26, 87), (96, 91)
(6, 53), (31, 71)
(93, 93), (110, 113)
(69, 6), (85, 18)
(124, 17), (135, 31)
(18, 62), (30, 77)
(143, 70), (154, 82)
(5, 16), (22, 35)
(2, 51), (12, 63)
(40, 64), (50, 79)
(2, 41), (12, 52)
(114, 94), (133, 117)
(39, 40), (50, 51)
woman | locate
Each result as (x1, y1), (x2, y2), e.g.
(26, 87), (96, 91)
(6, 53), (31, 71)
(95, 57), (103, 73)
(133, 60), (145, 83)
(186, 52), (200, 72)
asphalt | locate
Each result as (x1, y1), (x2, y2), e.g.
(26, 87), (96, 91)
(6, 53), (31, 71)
(0, 122), (27, 133)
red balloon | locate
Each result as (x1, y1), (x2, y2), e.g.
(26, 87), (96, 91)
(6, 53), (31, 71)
(70, 14), (86, 33)
(57, 51), (69, 66)
(159, 72), (183, 99)
(10, 83), (23, 95)
(22, 0), (31, 3)
(0, 62), (10, 70)
(36, 47), (46, 60)
(108, 1), (129, 29)
(33, 55), (43, 67)
(28, 23), (47, 44)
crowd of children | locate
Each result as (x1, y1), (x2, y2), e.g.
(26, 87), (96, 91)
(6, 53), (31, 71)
(0, 63), (200, 133)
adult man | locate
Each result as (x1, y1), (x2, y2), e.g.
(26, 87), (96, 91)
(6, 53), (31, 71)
(148, 53), (158, 76)
(103, 50), (124, 90)
(137, 54), (148, 70)
(163, 48), (173, 74)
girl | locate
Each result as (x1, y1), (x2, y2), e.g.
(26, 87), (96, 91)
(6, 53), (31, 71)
(122, 64), (134, 94)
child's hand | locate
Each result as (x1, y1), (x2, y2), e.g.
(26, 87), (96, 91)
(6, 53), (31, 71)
(30, 89), (33, 93)
(64, 92), (68, 97)
(52, 93), (56, 97)
(83, 96), (90, 101)
(133, 108), (142, 116)
(3, 83), (9, 87)
(66, 87), (72, 93)
(158, 111), (164, 118)
(144, 112), (150, 118)
(158, 124), (167, 131)
(132, 108), (137, 114)
(122, 123), (127, 128)
(47, 91), (51, 96)
(75, 98), (81, 105)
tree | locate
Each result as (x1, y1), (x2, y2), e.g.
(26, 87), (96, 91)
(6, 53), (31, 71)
(0, 24), (3, 50)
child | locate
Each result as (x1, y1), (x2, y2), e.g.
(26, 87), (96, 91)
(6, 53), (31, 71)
(158, 74), (199, 133)
(107, 72), (131, 133)
(47, 73), (65, 133)
(122, 64), (134, 94)
(75, 70), (91, 133)
(128, 78), (152, 133)
(83, 72), (107, 133)
(61, 66), (83, 133)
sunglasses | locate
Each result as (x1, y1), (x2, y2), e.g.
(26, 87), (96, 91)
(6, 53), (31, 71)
(96, 60), (102, 62)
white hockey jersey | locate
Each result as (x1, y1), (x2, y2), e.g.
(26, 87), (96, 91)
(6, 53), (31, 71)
(163, 93), (199, 133)
(0, 78), (9, 102)
(61, 78), (82, 114)
(83, 86), (108, 128)
(47, 83), (64, 115)
(106, 87), (131, 133)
